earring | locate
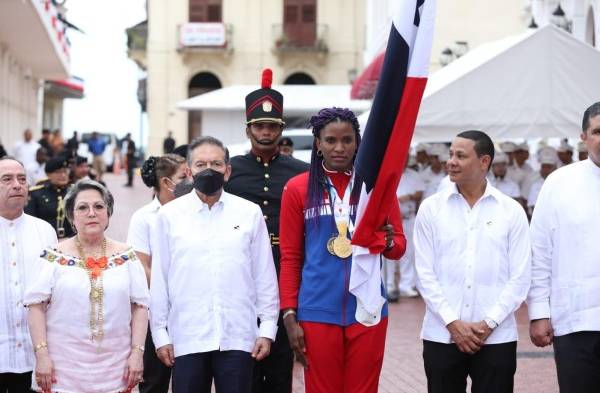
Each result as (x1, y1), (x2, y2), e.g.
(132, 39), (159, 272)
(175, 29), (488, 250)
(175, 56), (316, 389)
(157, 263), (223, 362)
(317, 150), (323, 157)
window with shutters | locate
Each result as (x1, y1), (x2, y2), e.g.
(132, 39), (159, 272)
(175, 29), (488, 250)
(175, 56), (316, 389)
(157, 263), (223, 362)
(189, 0), (222, 22)
(283, 0), (316, 46)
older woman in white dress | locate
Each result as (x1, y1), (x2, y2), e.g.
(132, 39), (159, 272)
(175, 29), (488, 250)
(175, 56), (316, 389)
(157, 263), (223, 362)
(24, 179), (149, 393)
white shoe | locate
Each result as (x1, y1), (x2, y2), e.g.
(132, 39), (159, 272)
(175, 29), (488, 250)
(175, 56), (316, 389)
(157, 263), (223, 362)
(399, 288), (419, 298)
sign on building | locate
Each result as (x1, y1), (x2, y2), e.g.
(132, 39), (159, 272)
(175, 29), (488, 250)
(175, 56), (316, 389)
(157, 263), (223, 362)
(179, 22), (226, 47)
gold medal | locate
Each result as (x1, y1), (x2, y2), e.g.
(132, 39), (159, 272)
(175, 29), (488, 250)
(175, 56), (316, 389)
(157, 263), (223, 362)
(327, 222), (353, 259)
(327, 237), (336, 255)
(332, 236), (352, 258)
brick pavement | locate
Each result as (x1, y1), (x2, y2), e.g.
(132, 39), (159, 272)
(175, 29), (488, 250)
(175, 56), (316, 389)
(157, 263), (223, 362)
(104, 173), (559, 393)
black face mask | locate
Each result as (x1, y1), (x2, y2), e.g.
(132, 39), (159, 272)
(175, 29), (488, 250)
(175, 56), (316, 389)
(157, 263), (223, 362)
(193, 168), (225, 196)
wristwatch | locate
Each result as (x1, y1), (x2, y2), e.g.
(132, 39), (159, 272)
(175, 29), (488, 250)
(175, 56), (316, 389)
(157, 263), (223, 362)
(132, 344), (145, 353)
(484, 318), (498, 330)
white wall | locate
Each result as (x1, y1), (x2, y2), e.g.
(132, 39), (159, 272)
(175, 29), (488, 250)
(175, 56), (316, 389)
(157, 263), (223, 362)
(0, 44), (43, 150)
(201, 111), (246, 146)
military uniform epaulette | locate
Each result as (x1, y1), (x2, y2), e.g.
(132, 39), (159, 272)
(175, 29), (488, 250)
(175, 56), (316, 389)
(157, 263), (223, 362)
(29, 184), (45, 192)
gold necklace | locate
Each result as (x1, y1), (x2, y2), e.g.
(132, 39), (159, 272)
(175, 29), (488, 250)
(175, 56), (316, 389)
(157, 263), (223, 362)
(75, 237), (107, 344)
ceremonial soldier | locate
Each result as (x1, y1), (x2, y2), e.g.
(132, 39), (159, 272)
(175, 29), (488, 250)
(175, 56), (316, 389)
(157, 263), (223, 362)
(25, 156), (74, 240)
(224, 68), (309, 393)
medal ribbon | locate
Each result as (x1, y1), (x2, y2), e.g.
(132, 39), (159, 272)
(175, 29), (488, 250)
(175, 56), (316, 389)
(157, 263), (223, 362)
(326, 172), (355, 238)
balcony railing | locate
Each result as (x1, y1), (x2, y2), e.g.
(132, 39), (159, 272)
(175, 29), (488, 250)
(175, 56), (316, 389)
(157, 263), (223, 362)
(272, 23), (328, 54)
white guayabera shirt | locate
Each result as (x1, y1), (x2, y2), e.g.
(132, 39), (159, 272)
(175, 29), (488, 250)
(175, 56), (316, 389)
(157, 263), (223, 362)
(528, 159), (600, 336)
(0, 213), (56, 373)
(150, 190), (279, 357)
(414, 183), (531, 344)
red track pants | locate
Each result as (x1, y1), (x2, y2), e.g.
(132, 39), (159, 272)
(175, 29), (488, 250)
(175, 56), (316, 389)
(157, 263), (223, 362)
(300, 318), (388, 393)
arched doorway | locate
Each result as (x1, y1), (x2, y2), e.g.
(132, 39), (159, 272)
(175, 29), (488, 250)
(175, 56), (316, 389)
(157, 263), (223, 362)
(188, 72), (222, 141)
(586, 7), (596, 47)
(284, 72), (316, 85)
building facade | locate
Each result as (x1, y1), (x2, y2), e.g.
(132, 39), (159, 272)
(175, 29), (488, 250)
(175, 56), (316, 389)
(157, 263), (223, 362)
(0, 0), (71, 150)
(530, 0), (598, 47)
(129, 0), (365, 154)
(364, 0), (529, 70)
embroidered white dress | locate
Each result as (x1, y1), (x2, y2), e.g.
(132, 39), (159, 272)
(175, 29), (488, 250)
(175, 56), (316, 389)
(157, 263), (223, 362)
(24, 247), (149, 393)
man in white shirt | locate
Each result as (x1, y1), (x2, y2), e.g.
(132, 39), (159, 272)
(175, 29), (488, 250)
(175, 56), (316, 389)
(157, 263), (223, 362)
(499, 141), (517, 166)
(415, 143), (430, 172)
(506, 142), (535, 203)
(150, 136), (279, 393)
(556, 140), (574, 167)
(0, 157), (57, 392)
(415, 131), (531, 393)
(488, 152), (520, 199)
(528, 102), (600, 392)
(384, 165), (425, 300)
(25, 147), (48, 186)
(526, 148), (557, 215)
(421, 144), (447, 198)
(11, 130), (40, 170)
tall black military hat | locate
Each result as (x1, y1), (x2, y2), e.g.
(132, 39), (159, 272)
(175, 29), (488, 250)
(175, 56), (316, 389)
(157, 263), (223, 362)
(245, 68), (285, 125)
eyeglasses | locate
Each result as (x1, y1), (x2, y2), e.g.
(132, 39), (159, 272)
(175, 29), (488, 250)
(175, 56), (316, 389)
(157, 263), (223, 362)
(74, 203), (107, 214)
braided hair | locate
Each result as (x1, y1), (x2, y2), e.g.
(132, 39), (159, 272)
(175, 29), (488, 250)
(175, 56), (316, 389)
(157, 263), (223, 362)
(306, 107), (362, 212)
(140, 154), (186, 191)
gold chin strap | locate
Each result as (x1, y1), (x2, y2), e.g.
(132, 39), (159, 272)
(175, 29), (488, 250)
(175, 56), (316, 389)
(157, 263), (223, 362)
(56, 195), (66, 238)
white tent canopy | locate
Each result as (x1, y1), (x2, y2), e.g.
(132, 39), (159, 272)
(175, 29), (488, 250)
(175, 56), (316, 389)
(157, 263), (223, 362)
(178, 85), (371, 114)
(177, 85), (371, 145)
(359, 25), (600, 142)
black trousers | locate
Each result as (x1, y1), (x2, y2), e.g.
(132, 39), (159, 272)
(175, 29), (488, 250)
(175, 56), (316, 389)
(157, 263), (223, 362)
(251, 314), (294, 393)
(126, 164), (135, 186)
(0, 372), (33, 393)
(423, 340), (517, 393)
(172, 350), (253, 393)
(554, 331), (600, 393)
(139, 326), (172, 393)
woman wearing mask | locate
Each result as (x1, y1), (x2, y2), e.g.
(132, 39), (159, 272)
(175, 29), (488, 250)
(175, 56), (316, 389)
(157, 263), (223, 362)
(127, 153), (189, 393)
(279, 107), (406, 393)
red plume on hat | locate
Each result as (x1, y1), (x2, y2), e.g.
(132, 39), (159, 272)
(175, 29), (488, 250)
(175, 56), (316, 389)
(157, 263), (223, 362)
(261, 68), (273, 89)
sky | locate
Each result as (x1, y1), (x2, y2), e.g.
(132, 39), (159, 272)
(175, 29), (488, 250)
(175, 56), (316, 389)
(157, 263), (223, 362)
(62, 0), (147, 144)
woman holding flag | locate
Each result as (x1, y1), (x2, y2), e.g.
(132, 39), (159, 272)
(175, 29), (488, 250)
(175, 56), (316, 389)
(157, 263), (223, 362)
(279, 107), (406, 392)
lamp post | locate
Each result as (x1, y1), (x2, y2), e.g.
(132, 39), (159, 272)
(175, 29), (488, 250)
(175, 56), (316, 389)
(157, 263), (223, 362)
(439, 48), (454, 67)
(551, 3), (572, 32)
(528, 17), (539, 29)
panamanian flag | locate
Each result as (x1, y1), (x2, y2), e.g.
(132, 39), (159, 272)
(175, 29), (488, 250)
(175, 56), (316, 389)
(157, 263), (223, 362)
(350, 0), (436, 325)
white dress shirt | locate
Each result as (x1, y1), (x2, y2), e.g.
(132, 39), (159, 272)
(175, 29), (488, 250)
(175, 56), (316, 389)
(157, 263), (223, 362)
(527, 159), (600, 336)
(397, 168), (425, 219)
(507, 162), (535, 198)
(526, 177), (544, 208)
(414, 183), (531, 344)
(26, 162), (46, 186)
(12, 141), (40, 169)
(150, 190), (279, 357)
(0, 213), (56, 373)
(127, 197), (161, 255)
(488, 176), (520, 199)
